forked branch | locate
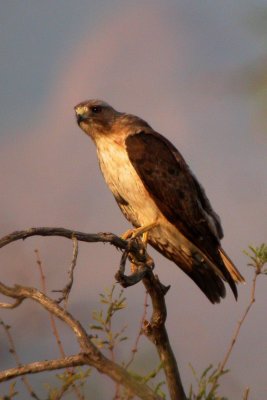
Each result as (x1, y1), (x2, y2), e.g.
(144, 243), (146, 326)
(0, 281), (162, 400)
(0, 227), (186, 400)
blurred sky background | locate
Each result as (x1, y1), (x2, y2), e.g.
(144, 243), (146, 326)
(0, 1), (267, 399)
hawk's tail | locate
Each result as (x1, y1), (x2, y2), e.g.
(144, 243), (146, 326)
(219, 248), (245, 283)
(149, 239), (244, 304)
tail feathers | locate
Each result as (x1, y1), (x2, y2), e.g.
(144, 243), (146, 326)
(219, 248), (245, 283)
(171, 250), (229, 304)
(173, 248), (244, 304)
(185, 266), (226, 304)
(149, 240), (244, 304)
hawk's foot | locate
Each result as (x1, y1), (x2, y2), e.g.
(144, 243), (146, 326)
(121, 222), (158, 245)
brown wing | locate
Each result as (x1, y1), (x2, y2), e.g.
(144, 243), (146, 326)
(125, 131), (239, 300)
(126, 131), (221, 252)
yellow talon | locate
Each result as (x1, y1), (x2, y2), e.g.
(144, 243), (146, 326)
(121, 222), (158, 244)
(121, 229), (134, 240)
(121, 222), (158, 272)
(142, 231), (149, 246)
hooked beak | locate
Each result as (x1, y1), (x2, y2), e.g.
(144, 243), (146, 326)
(76, 113), (84, 125)
(75, 105), (89, 126)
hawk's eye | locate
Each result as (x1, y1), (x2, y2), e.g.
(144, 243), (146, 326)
(91, 106), (102, 114)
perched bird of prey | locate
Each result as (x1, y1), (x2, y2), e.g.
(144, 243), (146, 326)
(75, 99), (244, 303)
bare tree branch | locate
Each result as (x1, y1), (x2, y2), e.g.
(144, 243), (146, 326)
(115, 237), (154, 287)
(243, 387), (250, 400)
(53, 235), (79, 305)
(0, 355), (85, 383)
(142, 273), (187, 400)
(0, 227), (127, 250)
(218, 270), (258, 375)
(0, 280), (163, 400)
(0, 227), (187, 399)
(34, 248), (84, 399)
(125, 291), (149, 370)
(0, 298), (23, 309)
(0, 318), (40, 399)
(117, 239), (187, 400)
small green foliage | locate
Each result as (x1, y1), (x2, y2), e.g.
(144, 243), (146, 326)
(128, 362), (163, 384)
(189, 243), (267, 400)
(90, 286), (167, 399)
(56, 367), (91, 386)
(244, 244), (267, 274)
(118, 362), (166, 400)
(141, 362), (164, 384)
(3, 244), (266, 399)
(153, 380), (167, 399)
(90, 285), (128, 353)
(45, 367), (91, 399)
(142, 363), (166, 399)
(188, 364), (228, 400)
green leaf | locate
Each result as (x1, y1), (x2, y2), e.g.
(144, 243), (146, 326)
(90, 324), (103, 331)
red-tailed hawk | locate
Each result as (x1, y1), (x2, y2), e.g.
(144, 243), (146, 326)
(75, 99), (244, 303)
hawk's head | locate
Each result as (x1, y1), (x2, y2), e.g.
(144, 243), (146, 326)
(74, 99), (120, 139)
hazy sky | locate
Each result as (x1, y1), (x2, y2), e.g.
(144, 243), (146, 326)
(0, 2), (266, 399)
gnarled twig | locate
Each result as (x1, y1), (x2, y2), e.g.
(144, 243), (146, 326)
(0, 227), (186, 400)
(0, 281), (162, 400)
